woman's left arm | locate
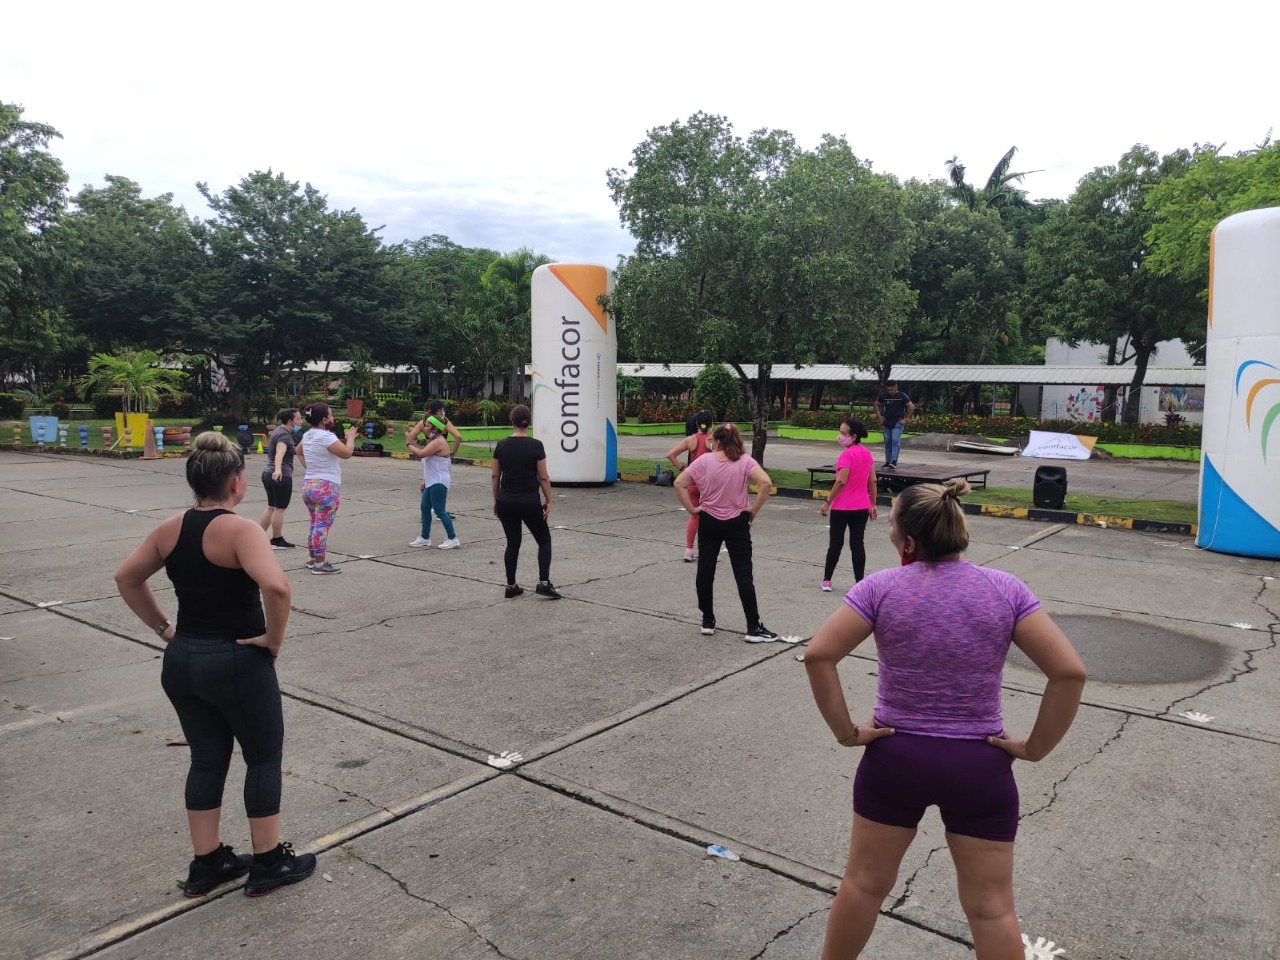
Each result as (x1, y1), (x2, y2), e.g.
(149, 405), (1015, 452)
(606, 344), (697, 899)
(865, 455), (879, 521)
(538, 458), (553, 519)
(804, 603), (894, 747)
(747, 466), (773, 520)
(490, 459), (502, 513)
(114, 526), (176, 641)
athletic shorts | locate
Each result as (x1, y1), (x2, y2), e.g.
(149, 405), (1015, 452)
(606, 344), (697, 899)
(261, 471), (293, 509)
(853, 732), (1019, 842)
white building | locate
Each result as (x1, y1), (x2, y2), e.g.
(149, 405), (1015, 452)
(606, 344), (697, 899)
(1039, 339), (1204, 425)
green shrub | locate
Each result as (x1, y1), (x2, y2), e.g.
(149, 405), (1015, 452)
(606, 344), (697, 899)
(361, 419), (388, 440)
(93, 393), (125, 417)
(0, 393), (25, 418)
(50, 401), (71, 418)
(382, 397), (415, 420)
(789, 410), (847, 429)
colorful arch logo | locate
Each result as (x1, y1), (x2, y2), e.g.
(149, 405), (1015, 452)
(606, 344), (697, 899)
(1235, 360), (1280, 461)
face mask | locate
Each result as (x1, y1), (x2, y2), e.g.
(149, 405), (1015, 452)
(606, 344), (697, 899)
(291, 426), (303, 440)
(837, 434), (854, 448)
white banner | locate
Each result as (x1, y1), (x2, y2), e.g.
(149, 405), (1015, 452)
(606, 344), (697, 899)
(1020, 431), (1096, 460)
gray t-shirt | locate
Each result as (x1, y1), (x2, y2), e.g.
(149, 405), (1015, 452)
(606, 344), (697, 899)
(266, 425), (296, 478)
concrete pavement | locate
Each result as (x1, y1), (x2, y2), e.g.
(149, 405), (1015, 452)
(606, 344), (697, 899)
(0, 448), (1275, 960)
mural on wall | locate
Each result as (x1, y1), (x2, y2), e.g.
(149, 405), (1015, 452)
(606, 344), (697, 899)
(1159, 386), (1204, 413)
(1061, 386), (1104, 421)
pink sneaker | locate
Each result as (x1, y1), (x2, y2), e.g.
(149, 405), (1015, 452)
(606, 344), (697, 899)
(820, 581), (833, 592)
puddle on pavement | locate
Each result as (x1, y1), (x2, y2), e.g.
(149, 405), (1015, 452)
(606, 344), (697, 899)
(1006, 614), (1228, 684)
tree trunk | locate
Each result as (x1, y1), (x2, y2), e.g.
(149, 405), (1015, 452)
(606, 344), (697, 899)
(751, 365), (771, 464)
(511, 357), (524, 403)
(809, 381), (824, 412)
(1122, 343), (1154, 425)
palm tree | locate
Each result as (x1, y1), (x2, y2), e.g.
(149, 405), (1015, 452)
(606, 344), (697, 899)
(479, 248), (554, 402)
(77, 350), (185, 415)
(945, 146), (1040, 210)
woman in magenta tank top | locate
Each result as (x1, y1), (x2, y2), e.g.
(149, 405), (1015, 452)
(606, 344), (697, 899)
(804, 478), (1086, 959)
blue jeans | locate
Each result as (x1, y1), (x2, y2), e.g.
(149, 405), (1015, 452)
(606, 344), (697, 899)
(883, 422), (904, 464)
(420, 484), (456, 539)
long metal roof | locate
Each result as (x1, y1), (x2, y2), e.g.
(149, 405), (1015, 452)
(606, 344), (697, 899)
(619, 362), (1206, 386)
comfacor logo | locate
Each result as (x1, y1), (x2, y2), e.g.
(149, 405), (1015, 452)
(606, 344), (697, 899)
(555, 314), (582, 453)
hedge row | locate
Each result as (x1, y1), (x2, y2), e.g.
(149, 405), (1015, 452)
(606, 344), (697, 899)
(789, 410), (1202, 446)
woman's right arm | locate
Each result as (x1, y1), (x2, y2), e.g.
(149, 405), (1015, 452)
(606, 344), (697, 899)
(114, 522), (178, 642)
(804, 604), (894, 747)
(490, 457), (502, 513)
(665, 437), (691, 472)
(989, 609), (1086, 761)
(822, 467), (849, 516)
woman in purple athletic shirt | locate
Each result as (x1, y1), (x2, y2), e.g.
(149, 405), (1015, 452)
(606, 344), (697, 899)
(805, 478), (1086, 960)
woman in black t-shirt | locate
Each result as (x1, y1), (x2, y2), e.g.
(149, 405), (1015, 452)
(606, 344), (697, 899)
(491, 404), (560, 599)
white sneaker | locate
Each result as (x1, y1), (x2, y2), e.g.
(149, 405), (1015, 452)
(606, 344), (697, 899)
(408, 536), (432, 548)
(438, 537), (461, 550)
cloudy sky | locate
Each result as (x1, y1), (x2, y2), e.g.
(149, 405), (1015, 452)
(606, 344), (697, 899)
(5, 1), (1275, 267)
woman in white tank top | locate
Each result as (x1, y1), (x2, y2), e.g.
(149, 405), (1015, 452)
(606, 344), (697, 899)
(406, 416), (461, 549)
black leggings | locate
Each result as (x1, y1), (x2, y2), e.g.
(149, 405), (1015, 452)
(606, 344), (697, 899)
(696, 511), (760, 629)
(825, 508), (870, 583)
(496, 499), (552, 583)
(161, 634), (284, 818)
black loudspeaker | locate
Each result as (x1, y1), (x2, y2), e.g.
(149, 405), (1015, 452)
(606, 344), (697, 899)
(1033, 466), (1068, 509)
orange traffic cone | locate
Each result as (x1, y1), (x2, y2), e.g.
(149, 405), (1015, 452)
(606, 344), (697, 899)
(142, 420), (161, 460)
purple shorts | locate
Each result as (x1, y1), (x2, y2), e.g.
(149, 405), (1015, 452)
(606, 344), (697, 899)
(853, 732), (1019, 842)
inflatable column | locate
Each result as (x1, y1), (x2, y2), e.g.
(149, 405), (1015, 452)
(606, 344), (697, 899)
(529, 264), (617, 484)
(1197, 207), (1280, 557)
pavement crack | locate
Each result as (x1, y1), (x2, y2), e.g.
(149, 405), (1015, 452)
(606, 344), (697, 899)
(344, 849), (516, 958)
(1021, 714), (1132, 821)
(748, 906), (826, 959)
(1162, 581), (1278, 716)
(888, 843), (946, 912)
(289, 774), (386, 812)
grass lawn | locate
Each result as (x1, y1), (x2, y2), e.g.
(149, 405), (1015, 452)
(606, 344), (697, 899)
(964, 486), (1197, 524)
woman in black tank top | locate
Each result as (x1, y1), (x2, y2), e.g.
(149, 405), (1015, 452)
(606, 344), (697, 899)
(115, 431), (316, 898)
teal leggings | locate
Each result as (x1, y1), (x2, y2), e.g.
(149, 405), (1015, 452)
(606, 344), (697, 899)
(420, 483), (455, 539)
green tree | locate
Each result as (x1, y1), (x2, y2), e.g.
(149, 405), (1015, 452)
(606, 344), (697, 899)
(1024, 145), (1203, 423)
(77, 349), (185, 414)
(1144, 138), (1280, 302)
(384, 235), (497, 397)
(60, 175), (203, 353)
(191, 171), (394, 418)
(0, 102), (71, 383)
(692, 363), (741, 420)
(883, 180), (1028, 410)
(608, 113), (913, 462)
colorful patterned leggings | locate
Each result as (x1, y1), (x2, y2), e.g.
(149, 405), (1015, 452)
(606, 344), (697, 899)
(302, 478), (340, 558)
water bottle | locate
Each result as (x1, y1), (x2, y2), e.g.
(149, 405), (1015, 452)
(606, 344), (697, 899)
(654, 461), (662, 479)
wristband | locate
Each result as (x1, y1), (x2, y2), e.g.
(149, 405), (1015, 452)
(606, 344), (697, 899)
(836, 727), (859, 746)
(154, 619), (171, 637)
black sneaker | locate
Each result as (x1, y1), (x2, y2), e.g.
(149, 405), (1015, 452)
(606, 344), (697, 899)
(700, 615), (716, 636)
(884, 462), (897, 472)
(244, 842), (317, 898)
(184, 843), (252, 898)
(504, 584), (524, 599)
(271, 537), (297, 550)
(743, 624), (780, 643)
(535, 581), (562, 599)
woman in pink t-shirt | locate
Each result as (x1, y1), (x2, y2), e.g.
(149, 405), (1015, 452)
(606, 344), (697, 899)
(673, 423), (779, 642)
(804, 478), (1086, 960)
(818, 418), (877, 592)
